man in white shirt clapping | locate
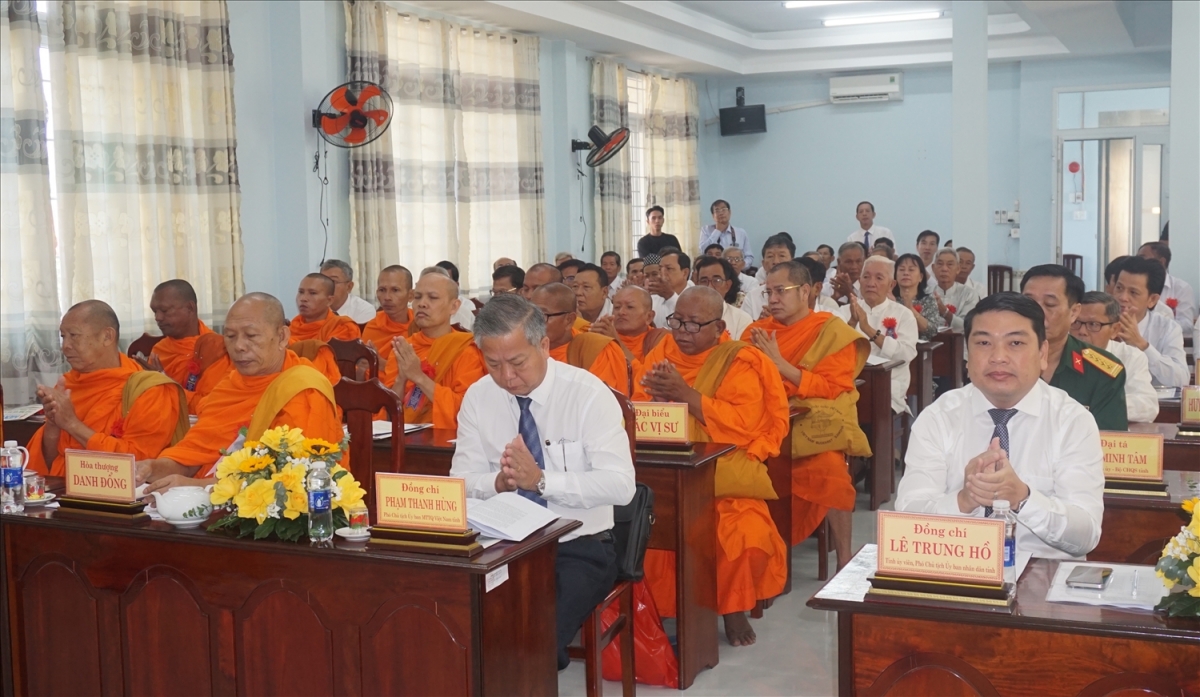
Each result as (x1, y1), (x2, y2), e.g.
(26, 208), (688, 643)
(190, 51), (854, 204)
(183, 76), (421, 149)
(896, 293), (1104, 560)
(836, 256), (917, 416)
(451, 294), (636, 670)
(1113, 256), (1190, 388)
(1138, 242), (1196, 339)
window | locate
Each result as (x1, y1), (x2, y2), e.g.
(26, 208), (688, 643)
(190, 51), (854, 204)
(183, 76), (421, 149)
(626, 71), (648, 247)
(36, 1), (64, 312)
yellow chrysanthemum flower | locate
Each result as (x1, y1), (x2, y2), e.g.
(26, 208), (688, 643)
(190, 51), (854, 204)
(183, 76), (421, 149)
(216, 448), (253, 479)
(238, 454), (274, 474)
(298, 438), (341, 458)
(1183, 497), (1197, 515)
(1189, 508), (1200, 538)
(334, 473), (366, 512)
(210, 475), (242, 506)
(260, 425), (304, 454)
(233, 478), (277, 524)
(271, 462), (307, 493)
(283, 488), (308, 520)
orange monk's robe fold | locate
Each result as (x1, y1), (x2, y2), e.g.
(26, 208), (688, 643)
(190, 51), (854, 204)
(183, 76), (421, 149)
(150, 322), (233, 414)
(742, 314), (868, 542)
(159, 351), (343, 472)
(632, 335), (790, 616)
(289, 310), (362, 344)
(389, 331), (485, 430)
(362, 309), (412, 380)
(28, 354), (184, 476)
(550, 330), (629, 394)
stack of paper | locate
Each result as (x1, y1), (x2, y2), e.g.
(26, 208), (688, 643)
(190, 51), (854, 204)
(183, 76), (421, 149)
(467, 493), (559, 542)
(1045, 563), (1168, 610)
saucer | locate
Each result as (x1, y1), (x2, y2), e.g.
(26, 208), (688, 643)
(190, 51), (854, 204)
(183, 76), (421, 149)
(163, 518), (205, 529)
(335, 526), (371, 540)
(23, 493), (56, 506)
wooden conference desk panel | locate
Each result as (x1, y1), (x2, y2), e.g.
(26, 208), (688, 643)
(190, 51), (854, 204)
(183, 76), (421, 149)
(1, 513), (577, 696)
(856, 360), (902, 511)
(1128, 422), (1200, 473)
(1091, 470), (1196, 564)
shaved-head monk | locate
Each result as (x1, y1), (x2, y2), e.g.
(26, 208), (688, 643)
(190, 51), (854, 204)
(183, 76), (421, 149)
(742, 260), (870, 570)
(135, 293), (343, 490)
(520, 263), (563, 300)
(387, 269), (486, 430)
(140, 279), (233, 413)
(290, 273), (362, 344)
(362, 265), (414, 377)
(28, 300), (189, 476)
(633, 286), (789, 647)
(531, 283), (629, 395)
(590, 286), (668, 367)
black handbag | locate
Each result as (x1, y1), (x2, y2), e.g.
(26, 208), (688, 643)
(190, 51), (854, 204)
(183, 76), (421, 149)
(611, 482), (655, 582)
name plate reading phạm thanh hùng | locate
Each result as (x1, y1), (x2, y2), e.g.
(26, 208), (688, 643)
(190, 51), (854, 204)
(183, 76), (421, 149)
(632, 402), (689, 444)
(876, 510), (1004, 585)
(375, 472), (468, 533)
(1183, 386), (1200, 426)
(1100, 430), (1164, 481)
(64, 449), (137, 503)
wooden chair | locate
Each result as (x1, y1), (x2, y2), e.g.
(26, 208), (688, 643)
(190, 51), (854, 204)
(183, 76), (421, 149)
(327, 338), (378, 381)
(987, 265), (1013, 295)
(1062, 254), (1083, 277)
(127, 333), (164, 359)
(751, 406), (806, 617)
(333, 377), (403, 522)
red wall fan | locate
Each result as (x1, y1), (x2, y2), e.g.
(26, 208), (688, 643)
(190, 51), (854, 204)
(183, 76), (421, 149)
(311, 81), (393, 147)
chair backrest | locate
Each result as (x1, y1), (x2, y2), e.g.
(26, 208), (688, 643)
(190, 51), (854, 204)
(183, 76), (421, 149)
(1062, 254), (1083, 278)
(333, 377), (404, 521)
(608, 386), (637, 455)
(327, 338), (379, 381)
(987, 265), (1013, 295)
(127, 333), (164, 359)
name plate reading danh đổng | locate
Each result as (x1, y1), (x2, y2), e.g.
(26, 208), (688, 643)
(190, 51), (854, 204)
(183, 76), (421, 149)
(632, 402), (689, 444)
(375, 472), (468, 533)
(1100, 430), (1164, 482)
(876, 510), (1004, 586)
(64, 449), (137, 503)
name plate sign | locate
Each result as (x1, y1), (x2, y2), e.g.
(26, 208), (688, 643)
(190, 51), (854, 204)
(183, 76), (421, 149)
(1100, 430), (1164, 481)
(375, 473), (467, 532)
(64, 450), (136, 503)
(876, 510), (1004, 585)
(1182, 386), (1200, 426)
(632, 402), (689, 444)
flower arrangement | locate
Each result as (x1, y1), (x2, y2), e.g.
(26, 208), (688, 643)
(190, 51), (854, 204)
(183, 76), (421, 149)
(207, 425), (365, 542)
(1154, 497), (1200, 617)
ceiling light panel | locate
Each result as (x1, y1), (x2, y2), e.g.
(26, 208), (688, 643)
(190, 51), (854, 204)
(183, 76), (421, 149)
(783, 1), (865, 8)
(823, 11), (942, 27)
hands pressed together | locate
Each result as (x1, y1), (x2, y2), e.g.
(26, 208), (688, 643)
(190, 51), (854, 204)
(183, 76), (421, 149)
(958, 437), (1030, 514)
(495, 435), (543, 493)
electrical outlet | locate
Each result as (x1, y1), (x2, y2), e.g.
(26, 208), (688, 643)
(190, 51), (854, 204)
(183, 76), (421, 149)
(994, 211), (1003, 224)
(1073, 210), (1087, 221)
(1009, 226), (1021, 238)
(1007, 211), (1020, 224)
(1071, 192), (1084, 203)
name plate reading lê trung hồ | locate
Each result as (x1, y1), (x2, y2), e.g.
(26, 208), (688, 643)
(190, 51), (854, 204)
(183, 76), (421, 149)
(64, 449), (137, 503)
(632, 402), (689, 444)
(375, 472), (468, 532)
(1100, 430), (1164, 481)
(876, 510), (1005, 585)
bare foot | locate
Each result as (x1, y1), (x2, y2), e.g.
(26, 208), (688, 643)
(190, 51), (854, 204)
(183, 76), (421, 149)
(723, 612), (756, 646)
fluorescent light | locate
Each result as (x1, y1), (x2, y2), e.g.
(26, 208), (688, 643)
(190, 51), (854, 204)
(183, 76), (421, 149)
(823, 11), (942, 27)
(784, 1), (863, 7)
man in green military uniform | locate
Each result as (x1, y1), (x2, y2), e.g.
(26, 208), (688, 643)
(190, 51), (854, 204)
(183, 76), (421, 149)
(1021, 265), (1128, 430)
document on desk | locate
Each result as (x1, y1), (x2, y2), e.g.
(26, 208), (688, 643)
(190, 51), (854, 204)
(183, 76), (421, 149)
(370, 421), (432, 439)
(865, 354), (889, 366)
(3, 404), (43, 421)
(467, 492), (559, 542)
(1045, 562), (1168, 610)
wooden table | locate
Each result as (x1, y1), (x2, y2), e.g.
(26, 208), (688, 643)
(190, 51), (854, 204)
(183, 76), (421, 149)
(808, 557), (1200, 696)
(1, 507), (578, 696)
(856, 359), (903, 510)
(1128, 422), (1200, 472)
(375, 431), (732, 690)
(1091, 470), (1197, 564)
(908, 341), (940, 416)
(1156, 397), (1181, 424)
(931, 329), (964, 390)
(1, 417), (41, 449)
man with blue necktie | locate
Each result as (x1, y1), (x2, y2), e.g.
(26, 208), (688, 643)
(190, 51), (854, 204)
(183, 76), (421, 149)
(451, 294), (636, 670)
(895, 293), (1105, 561)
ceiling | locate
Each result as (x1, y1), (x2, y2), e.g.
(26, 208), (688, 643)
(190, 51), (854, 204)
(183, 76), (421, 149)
(392, 0), (1172, 75)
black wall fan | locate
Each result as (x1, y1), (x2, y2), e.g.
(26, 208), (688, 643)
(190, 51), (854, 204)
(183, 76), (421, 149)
(311, 81), (393, 147)
(571, 125), (630, 167)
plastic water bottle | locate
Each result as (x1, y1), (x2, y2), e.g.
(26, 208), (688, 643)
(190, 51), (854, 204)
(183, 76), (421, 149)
(994, 499), (1017, 589)
(1, 441), (26, 514)
(307, 461), (333, 543)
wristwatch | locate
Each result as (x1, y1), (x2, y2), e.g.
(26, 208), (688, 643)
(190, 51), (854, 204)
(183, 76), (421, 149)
(536, 473), (547, 496)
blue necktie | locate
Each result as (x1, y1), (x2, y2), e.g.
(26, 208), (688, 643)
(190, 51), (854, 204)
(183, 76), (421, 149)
(515, 396), (547, 506)
(864, 230), (871, 248)
(984, 408), (1017, 517)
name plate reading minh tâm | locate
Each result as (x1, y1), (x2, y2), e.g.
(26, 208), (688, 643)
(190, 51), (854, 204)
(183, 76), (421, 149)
(375, 473), (468, 533)
(1100, 430), (1164, 481)
(632, 402), (689, 444)
(876, 510), (1005, 585)
(64, 449), (137, 503)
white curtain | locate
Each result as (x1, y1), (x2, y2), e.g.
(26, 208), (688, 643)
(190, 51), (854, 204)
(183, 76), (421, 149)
(346, 2), (544, 295)
(590, 59), (631, 263)
(45, 0), (243, 343)
(1, 0), (64, 405)
(645, 74), (700, 257)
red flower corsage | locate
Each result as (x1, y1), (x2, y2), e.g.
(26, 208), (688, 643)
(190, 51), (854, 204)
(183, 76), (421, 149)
(404, 361), (437, 410)
(882, 317), (898, 339)
(946, 304), (957, 315)
(1165, 297), (1179, 315)
(912, 303), (923, 312)
(111, 417), (126, 438)
(185, 358), (202, 391)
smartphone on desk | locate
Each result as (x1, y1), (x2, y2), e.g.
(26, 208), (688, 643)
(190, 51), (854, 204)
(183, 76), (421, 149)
(1065, 565), (1113, 590)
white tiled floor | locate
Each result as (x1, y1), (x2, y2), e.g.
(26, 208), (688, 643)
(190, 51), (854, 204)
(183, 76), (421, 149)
(559, 489), (891, 697)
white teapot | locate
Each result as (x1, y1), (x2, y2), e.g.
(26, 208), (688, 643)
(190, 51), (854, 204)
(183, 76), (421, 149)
(149, 486), (213, 529)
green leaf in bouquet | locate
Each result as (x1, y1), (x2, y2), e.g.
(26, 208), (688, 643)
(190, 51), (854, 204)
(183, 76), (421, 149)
(254, 517), (277, 540)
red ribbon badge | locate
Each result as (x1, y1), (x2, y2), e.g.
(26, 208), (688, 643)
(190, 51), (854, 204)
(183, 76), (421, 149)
(1165, 297), (1179, 316)
(110, 417), (126, 438)
(882, 317), (898, 339)
(403, 361), (437, 410)
(1072, 351), (1084, 374)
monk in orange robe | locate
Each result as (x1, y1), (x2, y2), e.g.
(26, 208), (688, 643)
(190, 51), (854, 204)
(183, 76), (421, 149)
(743, 260), (870, 570)
(361, 265), (414, 379)
(139, 279), (233, 413)
(289, 273), (362, 344)
(589, 285), (668, 366)
(387, 269), (486, 430)
(634, 287), (789, 647)
(532, 283), (629, 394)
(28, 301), (189, 476)
(136, 293), (343, 491)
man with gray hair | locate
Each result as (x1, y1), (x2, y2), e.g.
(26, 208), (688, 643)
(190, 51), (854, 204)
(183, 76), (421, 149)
(1071, 291), (1159, 423)
(320, 259), (377, 324)
(451, 294), (635, 671)
(835, 255), (917, 415)
(930, 248), (980, 331)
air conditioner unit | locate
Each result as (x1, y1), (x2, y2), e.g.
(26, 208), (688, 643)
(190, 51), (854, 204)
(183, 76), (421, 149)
(829, 73), (903, 104)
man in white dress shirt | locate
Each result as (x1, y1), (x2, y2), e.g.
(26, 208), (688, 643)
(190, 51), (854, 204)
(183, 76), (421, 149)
(648, 248), (693, 328)
(827, 241), (865, 304)
(931, 249), (981, 331)
(320, 259), (377, 324)
(1072, 292), (1159, 423)
(916, 230), (940, 284)
(846, 201), (893, 248)
(835, 256), (917, 415)
(600, 251), (625, 297)
(694, 256), (753, 340)
(896, 293), (1104, 560)
(574, 263), (613, 327)
(1113, 256), (1190, 388)
(451, 294), (636, 671)
(955, 247), (988, 299)
(1139, 242), (1196, 338)
(699, 199), (753, 266)
(724, 245), (762, 317)
(798, 256), (841, 313)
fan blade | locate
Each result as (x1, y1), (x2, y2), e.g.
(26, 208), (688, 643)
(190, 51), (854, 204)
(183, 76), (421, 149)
(363, 109), (390, 127)
(328, 86), (352, 113)
(344, 127), (368, 145)
(357, 84), (382, 104)
(321, 112), (350, 135)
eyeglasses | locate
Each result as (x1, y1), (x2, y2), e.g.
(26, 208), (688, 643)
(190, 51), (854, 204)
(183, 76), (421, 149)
(695, 276), (728, 287)
(542, 310), (573, 319)
(492, 287), (520, 294)
(760, 284), (804, 301)
(665, 314), (721, 333)
(1071, 320), (1116, 332)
